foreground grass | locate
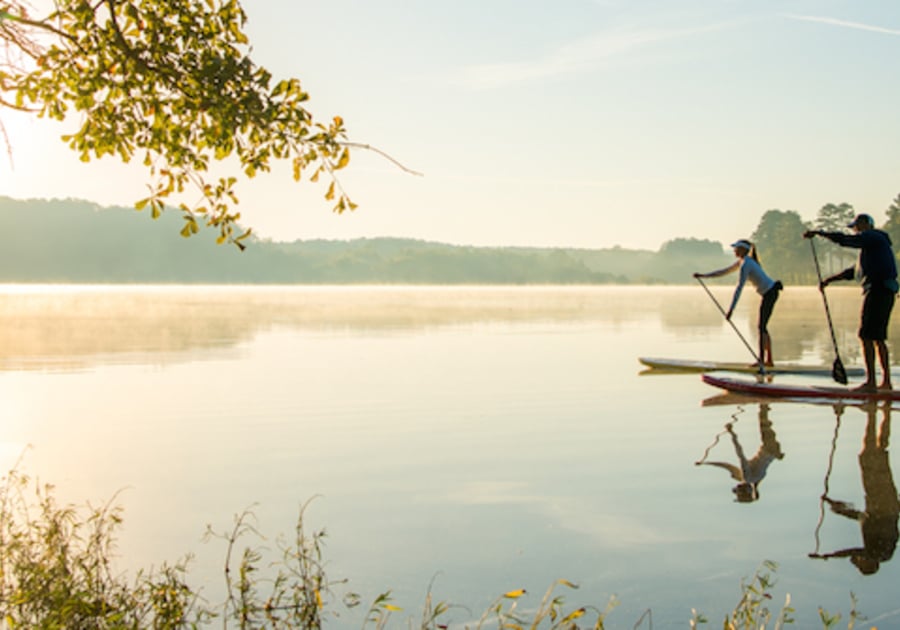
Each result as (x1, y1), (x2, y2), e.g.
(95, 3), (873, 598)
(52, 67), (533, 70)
(0, 469), (867, 629)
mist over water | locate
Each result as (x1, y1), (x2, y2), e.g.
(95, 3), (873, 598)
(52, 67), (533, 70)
(1, 285), (898, 627)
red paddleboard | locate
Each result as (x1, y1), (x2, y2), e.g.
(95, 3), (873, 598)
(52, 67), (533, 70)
(701, 374), (900, 402)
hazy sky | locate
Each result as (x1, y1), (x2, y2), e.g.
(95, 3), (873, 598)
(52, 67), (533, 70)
(2, 0), (899, 250)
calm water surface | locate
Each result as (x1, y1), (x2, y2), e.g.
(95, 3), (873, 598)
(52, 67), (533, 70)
(1, 285), (898, 628)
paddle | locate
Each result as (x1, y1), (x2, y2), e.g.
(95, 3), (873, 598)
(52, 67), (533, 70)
(810, 408), (842, 558)
(809, 239), (849, 385)
(695, 276), (765, 374)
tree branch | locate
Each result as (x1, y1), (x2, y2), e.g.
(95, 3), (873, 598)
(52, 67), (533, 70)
(1, 5), (78, 44)
(342, 141), (423, 176)
(0, 95), (38, 112)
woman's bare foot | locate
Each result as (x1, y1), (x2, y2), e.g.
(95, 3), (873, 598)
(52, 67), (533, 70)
(853, 383), (878, 393)
(878, 382), (893, 391)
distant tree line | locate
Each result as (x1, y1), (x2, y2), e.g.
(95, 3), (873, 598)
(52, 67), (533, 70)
(0, 197), (723, 284)
(1, 195), (898, 284)
(749, 193), (900, 284)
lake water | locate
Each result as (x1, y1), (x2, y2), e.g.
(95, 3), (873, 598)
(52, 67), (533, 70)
(1, 284), (898, 628)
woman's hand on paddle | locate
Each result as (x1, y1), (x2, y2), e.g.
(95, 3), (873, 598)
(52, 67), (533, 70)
(803, 229), (820, 239)
(693, 272), (703, 278)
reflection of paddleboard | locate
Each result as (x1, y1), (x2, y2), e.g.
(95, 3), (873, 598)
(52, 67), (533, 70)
(702, 374), (900, 402)
(700, 391), (884, 409)
(639, 357), (864, 377)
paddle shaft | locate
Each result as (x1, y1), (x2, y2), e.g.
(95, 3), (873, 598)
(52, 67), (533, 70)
(808, 238), (848, 384)
(809, 239), (843, 357)
(695, 276), (764, 368)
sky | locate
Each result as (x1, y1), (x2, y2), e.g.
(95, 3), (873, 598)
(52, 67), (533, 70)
(1, 0), (899, 251)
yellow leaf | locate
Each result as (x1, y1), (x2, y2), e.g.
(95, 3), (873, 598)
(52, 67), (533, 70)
(503, 589), (526, 599)
(336, 148), (350, 169)
(562, 607), (585, 623)
(179, 223), (192, 238)
(333, 115), (343, 127)
(325, 181), (335, 201)
(384, 604), (402, 612)
(315, 589), (323, 609)
(557, 579), (580, 589)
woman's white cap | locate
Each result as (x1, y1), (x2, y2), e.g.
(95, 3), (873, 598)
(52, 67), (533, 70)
(730, 239), (752, 251)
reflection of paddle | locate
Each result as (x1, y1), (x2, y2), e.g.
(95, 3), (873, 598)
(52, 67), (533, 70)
(809, 239), (848, 385)
(811, 407), (843, 557)
(695, 276), (765, 374)
(695, 407), (745, 465)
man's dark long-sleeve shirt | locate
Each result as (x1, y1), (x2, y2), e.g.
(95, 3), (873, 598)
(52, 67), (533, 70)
(821, 229), (898, 293)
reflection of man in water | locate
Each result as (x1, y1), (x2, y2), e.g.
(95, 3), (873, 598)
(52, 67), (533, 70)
(697, 404), (784, 502)
(814, 403), (899, 575)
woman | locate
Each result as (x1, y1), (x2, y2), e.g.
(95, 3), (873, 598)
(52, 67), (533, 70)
(694, 240), (783, 367)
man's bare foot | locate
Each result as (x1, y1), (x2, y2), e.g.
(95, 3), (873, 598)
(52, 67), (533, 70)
(853, 383), (878, 393)
(878, 382), (893, 391)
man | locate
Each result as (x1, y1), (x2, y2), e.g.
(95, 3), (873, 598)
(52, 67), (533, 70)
(804, 214), (899, 392)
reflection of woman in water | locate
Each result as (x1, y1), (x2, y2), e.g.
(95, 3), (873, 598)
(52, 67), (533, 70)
(812, 403), (899, 575)
(696, 404), (784, 502)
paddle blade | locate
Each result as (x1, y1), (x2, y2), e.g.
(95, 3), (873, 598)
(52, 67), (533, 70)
(833, 358), (848, 385)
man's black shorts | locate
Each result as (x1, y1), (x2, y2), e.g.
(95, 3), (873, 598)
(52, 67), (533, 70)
(859, 288), (896, 341)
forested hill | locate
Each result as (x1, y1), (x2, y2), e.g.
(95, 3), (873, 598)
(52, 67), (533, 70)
(0, 196), (736, 284)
